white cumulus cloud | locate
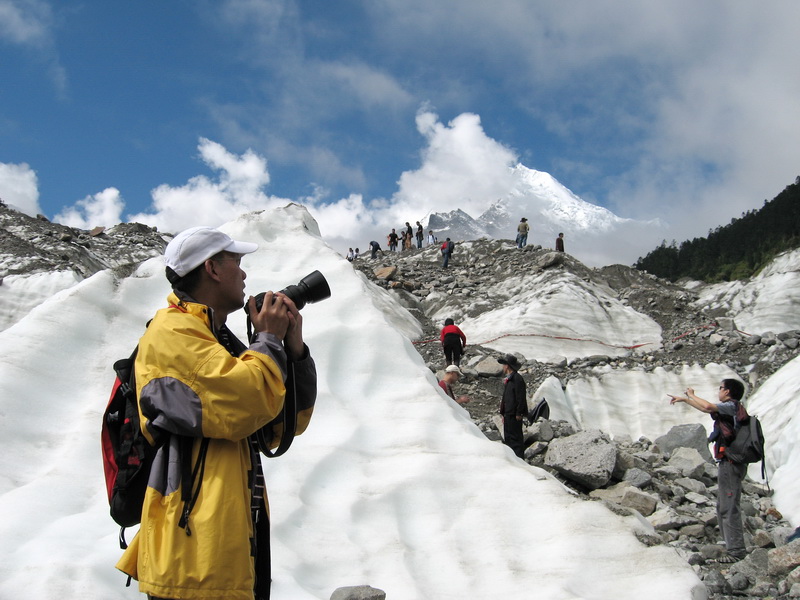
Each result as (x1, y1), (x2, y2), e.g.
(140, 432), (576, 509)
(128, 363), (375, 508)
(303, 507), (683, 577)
(54, 187), (124, 229)
(0, 162), (41, 216)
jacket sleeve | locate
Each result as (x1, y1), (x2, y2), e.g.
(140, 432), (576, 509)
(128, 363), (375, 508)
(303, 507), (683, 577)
(513, 374), (527, 417)
(256, 342), (318, 450)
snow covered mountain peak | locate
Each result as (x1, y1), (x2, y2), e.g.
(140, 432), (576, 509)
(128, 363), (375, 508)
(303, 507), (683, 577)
(427, 163), (664, 265)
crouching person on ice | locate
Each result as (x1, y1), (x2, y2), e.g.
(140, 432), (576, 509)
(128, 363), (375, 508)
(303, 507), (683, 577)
(667, 378), (748, 564)
(116, 226), (317, 600)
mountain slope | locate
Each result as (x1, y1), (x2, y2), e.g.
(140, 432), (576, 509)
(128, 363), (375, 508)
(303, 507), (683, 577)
(425, 164), (663, 266)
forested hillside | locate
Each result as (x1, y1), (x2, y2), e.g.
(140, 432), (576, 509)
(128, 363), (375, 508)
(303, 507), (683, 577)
(635, 177), (800, 282)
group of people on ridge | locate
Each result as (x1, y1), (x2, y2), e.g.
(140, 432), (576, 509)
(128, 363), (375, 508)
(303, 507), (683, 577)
(387, 221), (434, 251)
(516, 217), (566, 253)
(358, 223), (441, 261)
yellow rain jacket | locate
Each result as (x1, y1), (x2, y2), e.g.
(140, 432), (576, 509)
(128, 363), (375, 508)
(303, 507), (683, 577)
(116, 293), (316, 599)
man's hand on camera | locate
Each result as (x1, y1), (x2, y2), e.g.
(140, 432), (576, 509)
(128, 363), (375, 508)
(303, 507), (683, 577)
(278, 293), (304, 360)
(248, 291), (289, 340)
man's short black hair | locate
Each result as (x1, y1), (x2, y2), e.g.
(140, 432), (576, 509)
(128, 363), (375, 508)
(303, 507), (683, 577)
(166, 264), (203, 294)
(165, 250), (229, 294)
(722, 378), (745, 401)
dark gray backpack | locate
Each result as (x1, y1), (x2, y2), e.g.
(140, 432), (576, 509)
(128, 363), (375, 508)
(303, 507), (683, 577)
(725, 414), (766, 478)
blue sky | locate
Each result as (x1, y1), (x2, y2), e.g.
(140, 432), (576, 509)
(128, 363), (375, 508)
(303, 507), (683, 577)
(2, 0), (799, 258)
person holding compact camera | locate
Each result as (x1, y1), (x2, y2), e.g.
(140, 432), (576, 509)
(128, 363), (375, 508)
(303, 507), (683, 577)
(116, 226), (318, 600)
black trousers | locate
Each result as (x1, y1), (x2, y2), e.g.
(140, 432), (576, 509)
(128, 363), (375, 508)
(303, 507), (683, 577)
(443, 342), (462, 366)
(503, 416), (525, 458)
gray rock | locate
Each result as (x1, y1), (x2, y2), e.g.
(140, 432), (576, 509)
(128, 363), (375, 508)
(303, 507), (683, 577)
(622, 467), (652, 489)
(675, 477), (707, 495)
(649, 507), (698, 531)
(620, 488), (658, 516)
(668, 447), (707, 478)
(589, 481), (632, 504)
(683, 491), (711, 506)
(527, 420), (554, 442)
(768, 540), (800, 577)
(654, 423), (713, 462)
(524, 441), (548, 459)
(752, 529), (774, 548)
(544, 429), (617, 489)
(708, 333), (725, 346)
(700, 544), (726, 560)
(330, 586), (386, 600)
(535, 251), (564, 269)
(613, 450), (636, 480)
(730, 548), (769, 585)
(653, 466), (683, 480)
(726, 571), (749, 591)
(680, 524), (706, 538)
(474, 356), (505, 377)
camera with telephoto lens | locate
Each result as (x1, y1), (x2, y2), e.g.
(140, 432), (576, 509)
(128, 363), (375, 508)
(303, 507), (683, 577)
(246, 270), (331, 315)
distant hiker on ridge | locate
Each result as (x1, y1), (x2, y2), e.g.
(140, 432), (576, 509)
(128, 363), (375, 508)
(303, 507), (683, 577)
(516, 218), (530, 249)
(556, 232), (565, 252)
(368, 240), (383, 259)
(416, 221), (424, 249)
(441, 237), (455, 268)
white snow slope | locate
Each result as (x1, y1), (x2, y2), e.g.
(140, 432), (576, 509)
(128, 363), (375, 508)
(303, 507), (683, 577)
(0, 206), (796, 600)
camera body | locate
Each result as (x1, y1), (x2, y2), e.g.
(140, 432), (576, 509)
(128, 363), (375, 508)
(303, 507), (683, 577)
(247, 270), (331, 314)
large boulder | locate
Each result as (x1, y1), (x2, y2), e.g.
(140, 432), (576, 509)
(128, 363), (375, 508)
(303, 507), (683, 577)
(655, 423), (713, 462)
(544, 429), (616, 489)
(767, 540), (800, 577)
(474, 356), (505, 377)
(667, 447), (707, 478)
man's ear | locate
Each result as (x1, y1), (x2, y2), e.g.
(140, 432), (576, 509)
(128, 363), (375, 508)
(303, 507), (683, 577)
(204, 259), (223, 282)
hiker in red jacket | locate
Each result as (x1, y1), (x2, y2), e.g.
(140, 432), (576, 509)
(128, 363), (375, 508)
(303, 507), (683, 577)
(440, 318), (466, 367)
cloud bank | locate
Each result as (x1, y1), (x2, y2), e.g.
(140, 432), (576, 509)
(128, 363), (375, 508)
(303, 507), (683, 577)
(36, 110), (535, 260)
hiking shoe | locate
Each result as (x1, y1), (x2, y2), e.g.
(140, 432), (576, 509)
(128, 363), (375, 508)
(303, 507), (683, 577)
(716, 553), (742, 564)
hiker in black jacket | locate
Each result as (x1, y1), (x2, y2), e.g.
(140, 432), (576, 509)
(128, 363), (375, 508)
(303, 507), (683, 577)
(498, 354), (527, 458)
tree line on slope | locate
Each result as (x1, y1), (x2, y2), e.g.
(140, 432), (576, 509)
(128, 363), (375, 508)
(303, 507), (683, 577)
(635, 177), (800, 282)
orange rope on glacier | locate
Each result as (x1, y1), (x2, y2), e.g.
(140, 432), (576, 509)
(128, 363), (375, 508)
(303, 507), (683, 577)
(413, 322), (725, 352)
(413, 331), (657, 351)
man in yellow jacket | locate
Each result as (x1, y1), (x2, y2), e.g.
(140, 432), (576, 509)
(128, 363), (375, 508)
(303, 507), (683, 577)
(116, 226), (317, 600)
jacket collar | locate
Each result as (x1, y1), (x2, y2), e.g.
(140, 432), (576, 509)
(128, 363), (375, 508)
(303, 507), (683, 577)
(167, 291), (214, 330)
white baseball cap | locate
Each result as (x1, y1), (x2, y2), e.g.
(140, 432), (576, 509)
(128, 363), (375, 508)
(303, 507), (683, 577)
(445, 365), (461, 374)
(164, 226), (258, 277)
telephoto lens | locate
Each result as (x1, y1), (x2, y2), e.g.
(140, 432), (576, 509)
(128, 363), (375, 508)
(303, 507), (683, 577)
(248, 270), (331, 315)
